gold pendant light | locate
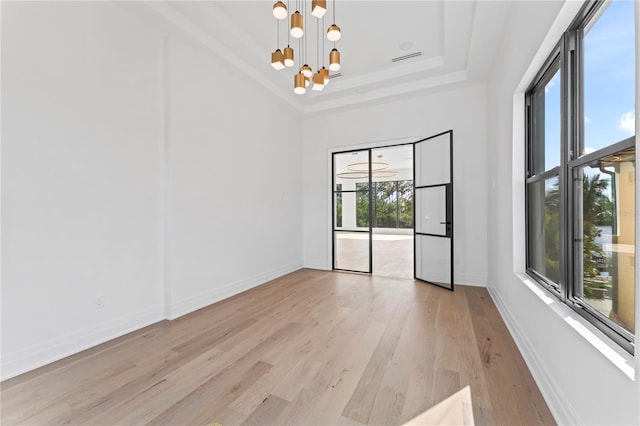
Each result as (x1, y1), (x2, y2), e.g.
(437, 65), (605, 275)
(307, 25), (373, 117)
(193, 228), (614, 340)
(321, 67), (330, 85)
(311, 0), (326, 18)
(327, 24), (341, 41)
(294, 72), (306, 94)
(273, 0), (342, 95)
(329, 48), (340, 71)
(300, 64), (312, 78)
(291, 11), (303, 38)
(312, 71), (325, 91)
(271, 49), (285, 70)
(284, 46), (294, 67)
(273, 1), (288, 19)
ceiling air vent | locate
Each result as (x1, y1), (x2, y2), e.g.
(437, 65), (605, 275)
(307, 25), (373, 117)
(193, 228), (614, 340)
(391, 52), (422, 63)
(330, 72), (343, 79)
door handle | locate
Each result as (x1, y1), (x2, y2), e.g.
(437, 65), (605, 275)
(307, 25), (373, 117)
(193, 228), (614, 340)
(439, 221), (451, 224)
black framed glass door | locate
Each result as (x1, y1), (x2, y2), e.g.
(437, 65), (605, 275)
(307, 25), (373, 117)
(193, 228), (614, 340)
(332, 149), (372, 273)
(414, 131), (454, 290)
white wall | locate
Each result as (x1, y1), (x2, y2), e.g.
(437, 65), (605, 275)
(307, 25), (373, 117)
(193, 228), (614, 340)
(165, 34), (303, 319)
(302, 85), (489, 286)
(1, 2), (165, 378)
(487, 1), (640, 425)
(1, 2), (304, 379)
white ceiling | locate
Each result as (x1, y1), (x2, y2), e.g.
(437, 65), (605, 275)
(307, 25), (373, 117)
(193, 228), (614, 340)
(135, 0), (513, 114)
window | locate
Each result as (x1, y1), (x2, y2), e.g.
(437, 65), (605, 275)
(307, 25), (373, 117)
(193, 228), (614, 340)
(526, 0), (635, 352)
(355, 181), (414, 229)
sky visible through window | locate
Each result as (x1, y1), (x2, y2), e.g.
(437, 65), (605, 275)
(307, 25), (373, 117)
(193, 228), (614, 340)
(545, 0), (635, 176)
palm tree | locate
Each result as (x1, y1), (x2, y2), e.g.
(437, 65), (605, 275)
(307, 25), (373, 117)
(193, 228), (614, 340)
(581, 173), (612, 278)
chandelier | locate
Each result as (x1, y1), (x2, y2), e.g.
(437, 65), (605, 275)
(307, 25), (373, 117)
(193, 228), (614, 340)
(270, 0), (342, 95)
(336, 162), (399, 180)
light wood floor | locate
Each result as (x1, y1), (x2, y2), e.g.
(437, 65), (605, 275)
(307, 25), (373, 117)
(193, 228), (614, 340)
(1, 269), (555, 425)
(335, 233), (414, 279)
(373, 235), (413, 279)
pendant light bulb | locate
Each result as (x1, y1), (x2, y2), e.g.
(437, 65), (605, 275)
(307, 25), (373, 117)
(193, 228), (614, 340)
(312, 71), (325, 91)
(329, 48), (340, 71)
(321, 67), (330, 85)
(301, 64), (313, 78)
(271, 49), (285, 70)
(291, 11), (303, 38)
(272, 1), (288, 19)
(284, 46), (294, 67)
(294, 73), (306, 94)
(311, 0), (327, 18)
(327, 24), (341, 41)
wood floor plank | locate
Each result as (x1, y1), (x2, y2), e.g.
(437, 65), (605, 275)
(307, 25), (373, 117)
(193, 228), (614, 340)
(269, 358), (323, 402)
(400, 286), (442, 421)
(464, 287), (555, 425)
(147, 360), (272, 425)
(341, 292), (411, 423)
(1, 269), (555, 426)
(293, 320), (388, 425)
(451, 287), (497, 425)
(241, 394), (289, 425)
(368, 295), (426, 424)
(88, 348), (225, 425)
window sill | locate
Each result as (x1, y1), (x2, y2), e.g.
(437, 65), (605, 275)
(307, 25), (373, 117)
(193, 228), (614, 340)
(515, 272), (635, 380)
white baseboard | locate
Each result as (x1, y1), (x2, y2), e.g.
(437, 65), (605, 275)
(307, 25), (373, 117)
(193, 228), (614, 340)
(455, 272), (487, 287)
(1, 264), (303, 381)
(1, 305), (164, 381)
(302, 259), (329, 271)
(167, 263), (302, 320)
(487, 287), (583, 426)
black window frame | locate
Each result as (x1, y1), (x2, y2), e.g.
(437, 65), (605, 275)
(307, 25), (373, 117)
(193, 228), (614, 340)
(525, 42), (564, 297)
(525, 0), (636, 354)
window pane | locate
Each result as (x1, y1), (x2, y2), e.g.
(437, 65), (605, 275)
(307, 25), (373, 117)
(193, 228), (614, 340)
(355, 189), (370, 228)
(398, 180), (414, 229)
(373, 181), (398, 228)
(334, 150), (369, 190)
(583, 0), (635, 154)
(335, 185), (369, 230)
(576, 147), (635, 334)
(531, 64), (561, 175)
(527, 176), (560, 285)
(334, 192), (342, 228)
(334, 231), (370, 272)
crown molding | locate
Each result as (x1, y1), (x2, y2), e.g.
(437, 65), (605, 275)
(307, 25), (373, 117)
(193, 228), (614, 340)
(304, 70), (468, 114)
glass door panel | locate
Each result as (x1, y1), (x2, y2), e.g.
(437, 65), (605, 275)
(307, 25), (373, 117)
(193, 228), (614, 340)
(416, 234), (451, 286)
(415, 133), (450, 186)
(334, 231), (371, 272)
(333, 150), (371, 273)
(414, 131), (454, 290)
(334, 150), (371, 190)
(415, 185), (447, 236)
